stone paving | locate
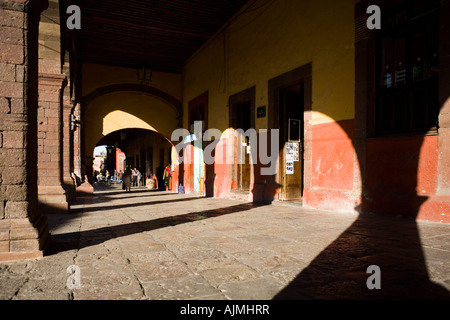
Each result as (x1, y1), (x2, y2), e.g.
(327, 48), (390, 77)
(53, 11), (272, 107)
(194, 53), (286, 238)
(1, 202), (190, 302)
(0, 184), (449, 300)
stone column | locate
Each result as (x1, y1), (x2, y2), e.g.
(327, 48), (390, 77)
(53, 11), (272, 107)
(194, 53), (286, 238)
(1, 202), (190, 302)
(0, 0), (50, 261)
(37, 73), (69, 214)
(63, 99), (76, 202)
(72, 102), (82, 178)
(37, 0), (69, 214)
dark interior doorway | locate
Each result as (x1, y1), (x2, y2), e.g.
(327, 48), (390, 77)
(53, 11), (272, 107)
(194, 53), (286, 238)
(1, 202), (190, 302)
(278, 83), (304, 200)
(235, 100), (252, 191)
(229, 87), (256, 193)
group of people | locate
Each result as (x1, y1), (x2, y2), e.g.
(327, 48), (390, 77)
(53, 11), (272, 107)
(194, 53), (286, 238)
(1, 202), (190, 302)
(94, 169), (119, 184)
(122, 167), (143, 192)
(122, 164), (172, 192)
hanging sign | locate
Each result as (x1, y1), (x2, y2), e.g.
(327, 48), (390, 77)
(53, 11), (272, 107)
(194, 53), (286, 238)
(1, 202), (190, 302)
(288, 118), (301, 142)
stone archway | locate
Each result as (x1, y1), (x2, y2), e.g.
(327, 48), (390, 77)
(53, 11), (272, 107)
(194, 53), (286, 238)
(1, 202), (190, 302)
(77, 85), (182, 186)
(81, 84), (183, 127)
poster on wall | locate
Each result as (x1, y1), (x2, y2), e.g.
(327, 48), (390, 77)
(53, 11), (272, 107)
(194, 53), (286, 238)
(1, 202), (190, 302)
(286, 161), (294, 174)
(293, 142), (299, 162)
(285, 142), (299, 174)
(286, 142), (299, 162)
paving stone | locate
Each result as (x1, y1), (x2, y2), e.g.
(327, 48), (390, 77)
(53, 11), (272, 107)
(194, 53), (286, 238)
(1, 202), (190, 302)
(218, 277), (286, 300)
(172, 248), (239, 272)
(130, 251), (195, 282)
(142, 275), (221, 300)
(231, 248), (300, 273)
(198, 265), (262, 286)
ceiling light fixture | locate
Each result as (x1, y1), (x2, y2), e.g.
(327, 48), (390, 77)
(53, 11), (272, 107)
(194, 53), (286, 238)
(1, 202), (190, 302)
(137, 63), (152, 85)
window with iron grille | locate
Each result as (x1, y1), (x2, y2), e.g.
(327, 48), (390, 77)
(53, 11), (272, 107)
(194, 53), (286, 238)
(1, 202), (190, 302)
(376, 0), (440, 135)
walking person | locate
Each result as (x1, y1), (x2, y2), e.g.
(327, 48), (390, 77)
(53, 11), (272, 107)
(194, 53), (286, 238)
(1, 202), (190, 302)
(137, 168), (142, 187)
(163, 164), (171, 191)
(122, 167), (132, 192)
(132, 168), (138, 187)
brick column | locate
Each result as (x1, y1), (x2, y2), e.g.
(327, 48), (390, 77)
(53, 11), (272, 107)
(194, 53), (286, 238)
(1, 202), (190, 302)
(0, 0), (50, 261)
(37, 73), (69, 214)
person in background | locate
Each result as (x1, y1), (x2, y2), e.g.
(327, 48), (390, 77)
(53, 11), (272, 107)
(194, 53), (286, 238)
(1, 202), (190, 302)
(132, 168), (138, 187)
(122, 167), (132, 192)
(137, 168), (142, 187)
(163, 164), (171, 191)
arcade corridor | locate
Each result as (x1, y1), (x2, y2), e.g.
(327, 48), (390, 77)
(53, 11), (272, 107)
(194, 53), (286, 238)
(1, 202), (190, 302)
(1, 0), (450, 304)
(0, 183), (449, 300)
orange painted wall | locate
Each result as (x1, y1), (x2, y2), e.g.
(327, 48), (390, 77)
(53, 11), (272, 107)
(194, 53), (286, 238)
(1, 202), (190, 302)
(363, 134), (449, 222)
(303, 119), (360, 212)
(311, 120), (355, 191)
(366, 135), (438, 195)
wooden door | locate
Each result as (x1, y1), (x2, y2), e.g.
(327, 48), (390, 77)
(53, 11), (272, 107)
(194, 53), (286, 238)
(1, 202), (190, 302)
(236, 101), (251, 191)
(279, 84), (304, 200)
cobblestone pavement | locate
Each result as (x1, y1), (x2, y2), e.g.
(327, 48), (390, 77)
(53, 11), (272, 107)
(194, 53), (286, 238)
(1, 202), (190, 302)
(1, 184), (449, 300)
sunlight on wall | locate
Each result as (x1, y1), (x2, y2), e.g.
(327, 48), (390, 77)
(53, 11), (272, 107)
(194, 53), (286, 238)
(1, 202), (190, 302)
(102, 110), (157, 136)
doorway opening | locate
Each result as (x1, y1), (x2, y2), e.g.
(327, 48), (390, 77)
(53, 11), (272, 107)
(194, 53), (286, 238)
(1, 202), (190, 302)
(278, 83), (305, 201)
(229, 86), (256, 194)
(235, 100), (252, 191)
(188, 91), (208, 193)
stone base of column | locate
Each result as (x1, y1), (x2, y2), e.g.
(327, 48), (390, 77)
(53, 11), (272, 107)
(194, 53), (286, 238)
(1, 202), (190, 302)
(38, 185), (69, 214)
(76, 176), (94, 197)
(0, 215), (51, 262)
(63, 178), (77, 203)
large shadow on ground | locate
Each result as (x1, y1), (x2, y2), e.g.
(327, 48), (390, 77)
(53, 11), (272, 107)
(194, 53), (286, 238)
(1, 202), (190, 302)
(273, 120), (450, 300)
(47, 202), (266, 254)
(70, 195), (205, 214)
(273, 211), (450, 299)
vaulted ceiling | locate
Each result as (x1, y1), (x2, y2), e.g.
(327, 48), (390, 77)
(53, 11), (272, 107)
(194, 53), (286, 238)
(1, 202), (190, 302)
(66, 0), (249, 73)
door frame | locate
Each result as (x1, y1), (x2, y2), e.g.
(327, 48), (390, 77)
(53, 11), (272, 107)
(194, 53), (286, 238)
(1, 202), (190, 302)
(278, 85), (304, 200)
(268, 64), (312, 201)
(188, 91), (208, 193)
(229, 86), (256, 191)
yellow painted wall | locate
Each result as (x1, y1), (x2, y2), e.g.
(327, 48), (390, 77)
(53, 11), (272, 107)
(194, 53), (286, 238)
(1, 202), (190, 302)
(81, 63), (183, 159)
(183, 0), (356, 129)
(84, 91), (178, 158)
(82, 63), (182, 101)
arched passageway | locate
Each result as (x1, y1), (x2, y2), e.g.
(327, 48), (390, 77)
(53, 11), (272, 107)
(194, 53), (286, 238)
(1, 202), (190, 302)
(75, 82), (182, 188)
(92, 128), (178, 192)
